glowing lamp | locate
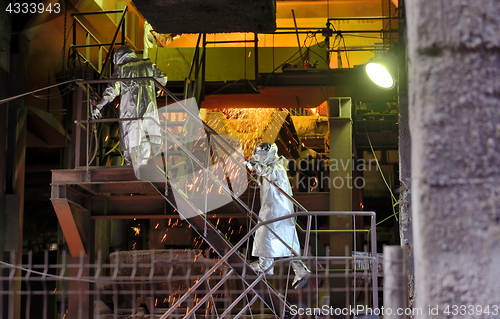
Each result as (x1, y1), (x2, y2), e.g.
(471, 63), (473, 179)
(364, 53), (399, 89)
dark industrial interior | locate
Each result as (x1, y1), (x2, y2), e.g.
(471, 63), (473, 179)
(0, 0), (405, 318)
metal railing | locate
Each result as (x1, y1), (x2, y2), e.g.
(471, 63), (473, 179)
(0, 239), (380, 319)
(183, 33), (260, 103)
(70, 7), (130, 77)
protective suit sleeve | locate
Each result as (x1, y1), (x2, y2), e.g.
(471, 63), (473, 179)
(252, 162), (280, 182)
(97, 80), (121, 110)
(152, 64), (168, 86)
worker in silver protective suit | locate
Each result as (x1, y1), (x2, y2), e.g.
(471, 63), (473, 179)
(92, 45), (167, 177)
(245, 143), (311, 289)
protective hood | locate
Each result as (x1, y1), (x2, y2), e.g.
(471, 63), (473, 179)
(113, 45), (138, 65)
(252, 143), (280, 164)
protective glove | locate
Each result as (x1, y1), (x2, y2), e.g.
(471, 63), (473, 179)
(92, 107), (102, 120)
(244, 160), (257, 171)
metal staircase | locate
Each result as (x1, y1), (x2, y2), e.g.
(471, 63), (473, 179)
(135, 95), (304, 318)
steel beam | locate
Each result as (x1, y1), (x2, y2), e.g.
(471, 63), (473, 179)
(50, 199), (86, 257)
(328, 97), (353, 309)
(50, 185), (88, 256)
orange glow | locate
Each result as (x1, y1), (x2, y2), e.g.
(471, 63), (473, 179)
(131, 226), (141, 235)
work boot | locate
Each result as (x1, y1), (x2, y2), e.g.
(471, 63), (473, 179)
(291, 260), (311, 289)
(249, 257), (274, 275)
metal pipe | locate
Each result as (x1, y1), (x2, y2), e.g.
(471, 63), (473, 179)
(232, 294), (259, 319)
(75, 116), (154, 124)
(254, 33), (259, 83)
(71, 9), (124, 16)
(371, 214), (379, 309)
(292, 9), (304, 66)
(72, 18), (76, 47)
(75, 86), (83, 169)
(331, 48), (384, 52)
(205, 40), (256, 44)
(304, 215), (312, 257)
(72, 43), (116, 48)
(91, 214), (246, 219)
(121, 16), (126, 45)
(73, 49), (100, 74)
(219, 271), (269, 318)
(328, 16), (392, 20)
(0, 79), (77, 105)
(183, 269), (235, 318)
(201, 33), (206, 101)
(188, 34), (202, 81)
(265, 29), (398, 34)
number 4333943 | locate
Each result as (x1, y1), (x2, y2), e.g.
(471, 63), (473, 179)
(6, 3), (61, 14)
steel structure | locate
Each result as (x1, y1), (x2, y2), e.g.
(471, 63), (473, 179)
(39, 77), (380, 318)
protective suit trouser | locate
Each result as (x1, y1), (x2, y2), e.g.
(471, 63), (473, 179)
(250, 257), (274, 275)
(290, 260), (311, 289)
(127, 141), (152, 179)
(250, 257), (311, 289)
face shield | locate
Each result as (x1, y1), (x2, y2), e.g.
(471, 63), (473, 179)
(251, 143), (278, 164)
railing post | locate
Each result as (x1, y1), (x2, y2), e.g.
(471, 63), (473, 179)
(371, 213), (379, 309)
(72, 18), (77, 64)
(121, 15), (126, 44)
(201, 33), (206, 103)
(98, 46), (102, 73)
(85, 33), (90, 64)
(75, 85), (82, 168)
(73, 18), (76, 46)
(254, 33), (259, 84)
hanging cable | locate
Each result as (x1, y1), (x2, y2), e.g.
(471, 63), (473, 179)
(62, 0), (67, 73)
(365, 128), (398, 224)
(341, 36), (351, 68)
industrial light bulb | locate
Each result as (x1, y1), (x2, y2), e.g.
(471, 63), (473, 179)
(365, 62), (394, 89)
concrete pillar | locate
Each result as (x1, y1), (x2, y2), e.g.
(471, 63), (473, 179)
(407, 0), (500, 315)
(384, 246), (406, 319)
(397, 0), (414, 310)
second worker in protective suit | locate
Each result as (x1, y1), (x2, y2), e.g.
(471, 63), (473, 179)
(245, 143), (311, 289)
(93, 45), (167, 177)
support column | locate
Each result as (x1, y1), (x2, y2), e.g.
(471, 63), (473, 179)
(68, 203), (91, 319)
(407, 0), (500, 314)
(329, 97), (353, 253)
(0, 2), (12, 315)
(397, 0), (414, 310)
(5, 52), (27, 319)
(328, 97), (352, 307)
